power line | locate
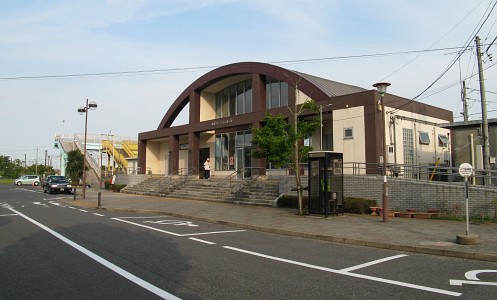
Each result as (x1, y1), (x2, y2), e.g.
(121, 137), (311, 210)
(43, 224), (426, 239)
(0, 46), (475, 81)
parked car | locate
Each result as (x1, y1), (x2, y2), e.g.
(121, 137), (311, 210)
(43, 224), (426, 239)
(14, 175), (41, 186)
(42, 175), (72, 194)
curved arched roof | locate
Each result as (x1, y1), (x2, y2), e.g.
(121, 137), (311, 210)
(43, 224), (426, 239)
(158, 62), (366, 129)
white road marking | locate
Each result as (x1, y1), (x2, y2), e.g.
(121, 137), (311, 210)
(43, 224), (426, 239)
(0, 214), (18, 217)
(144, 220), (199, 227)
(93, 213), (105, 217)
(339, 254), (408, 272)
(223, 246), (461, 297)
(465, 269), (497, 280)
(114, 217), (245, 237)
(450, 269), (497, 286)
(189, 238), (216, 245)
(78, 209), (89, 213)
(181, 230), (246, 237)
(8, 207), (181, 300)
(33, 202), (48, 207)
(450, 280), (497, 286)
(112, 218), (182, 236)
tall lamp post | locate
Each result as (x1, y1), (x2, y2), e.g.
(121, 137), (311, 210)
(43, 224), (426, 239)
(78, 99), (97, 199)
(373, 82), (391, 222)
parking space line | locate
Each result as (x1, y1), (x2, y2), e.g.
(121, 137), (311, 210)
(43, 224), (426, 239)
(339, 254), (408, 272)
(189, 238), (216, 245)
(112, 217), (182, 236)
(7, 206), (181, 300)
(78, 209), (89, 213)
(223, 246), (461, 297)
(0, 214), (18, 217)
(93, 213), (105, 217)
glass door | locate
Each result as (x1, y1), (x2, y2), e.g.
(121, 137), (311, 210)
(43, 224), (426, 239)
(236, 147), (252, 178)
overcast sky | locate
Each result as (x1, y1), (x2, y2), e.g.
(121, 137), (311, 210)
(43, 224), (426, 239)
(1, 0), (496, 167)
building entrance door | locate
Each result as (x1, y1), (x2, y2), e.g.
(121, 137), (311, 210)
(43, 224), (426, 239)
(236, 146), (251, 179)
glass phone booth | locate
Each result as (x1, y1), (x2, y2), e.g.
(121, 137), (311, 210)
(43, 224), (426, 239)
(308, 151), (344, 216)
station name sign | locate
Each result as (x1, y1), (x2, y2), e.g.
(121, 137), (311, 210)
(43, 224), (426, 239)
(211, 118), (233, 127)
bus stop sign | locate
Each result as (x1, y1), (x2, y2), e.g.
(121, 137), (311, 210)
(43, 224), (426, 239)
(458, 163), (473, 178)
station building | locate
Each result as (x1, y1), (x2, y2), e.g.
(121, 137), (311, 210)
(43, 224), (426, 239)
(138, 62), (453, 178)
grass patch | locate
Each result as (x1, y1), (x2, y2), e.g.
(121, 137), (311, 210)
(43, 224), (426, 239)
(432, 215), (497, 224)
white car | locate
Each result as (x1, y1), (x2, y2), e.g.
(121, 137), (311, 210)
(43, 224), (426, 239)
(14, 175), (41, 186)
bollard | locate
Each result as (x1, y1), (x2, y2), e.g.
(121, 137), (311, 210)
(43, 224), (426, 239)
(73, 188), (77, 201)
(98, 192), (101, 207)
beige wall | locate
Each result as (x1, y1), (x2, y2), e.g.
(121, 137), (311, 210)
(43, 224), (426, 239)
(332, 106), (366, 168)
(200, 92), (216, 122)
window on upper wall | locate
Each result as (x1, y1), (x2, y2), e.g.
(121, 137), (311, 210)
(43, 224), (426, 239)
(343, 128), (353, 139)
(419, 132), (430, 145)
(215, 80), (253, 118)
(266, 77), (289, 109)
(438, 134), (450, 147)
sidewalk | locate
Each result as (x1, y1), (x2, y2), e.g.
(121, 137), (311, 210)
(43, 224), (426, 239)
(68, 188), (497, 262)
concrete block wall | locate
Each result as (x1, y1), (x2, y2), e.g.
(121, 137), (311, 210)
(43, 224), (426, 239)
(115, 174), (151, 187)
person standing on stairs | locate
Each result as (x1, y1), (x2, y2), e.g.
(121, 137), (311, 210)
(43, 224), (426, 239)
(204, 158), (211, 179)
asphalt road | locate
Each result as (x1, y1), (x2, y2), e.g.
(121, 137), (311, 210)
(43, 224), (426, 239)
(1, 185), (497, 299)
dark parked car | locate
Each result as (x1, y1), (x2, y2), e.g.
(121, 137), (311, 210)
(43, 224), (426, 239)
(43, 176), (72, 194)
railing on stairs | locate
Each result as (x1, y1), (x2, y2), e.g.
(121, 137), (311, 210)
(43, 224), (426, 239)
(229, 167), (266, 194)
(157, 168), (198, 195)
(212, 170), (238, 194)
(73, 137), (101, 179)
(102, 140), (128, 169)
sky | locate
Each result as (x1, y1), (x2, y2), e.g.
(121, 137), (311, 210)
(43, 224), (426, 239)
(1, 0), (497, 168)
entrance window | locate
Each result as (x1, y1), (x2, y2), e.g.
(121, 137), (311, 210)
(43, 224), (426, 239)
(215, 130), (252, 171)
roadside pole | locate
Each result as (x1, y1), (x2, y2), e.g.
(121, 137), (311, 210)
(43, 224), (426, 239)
(456, 163), (479, 245)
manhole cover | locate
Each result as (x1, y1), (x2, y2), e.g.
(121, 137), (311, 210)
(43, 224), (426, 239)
(419, 241), (457, 247)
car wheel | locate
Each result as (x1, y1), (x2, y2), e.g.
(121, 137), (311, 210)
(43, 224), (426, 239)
(16, 181), (21, 186)
(34, 181), (39, 186)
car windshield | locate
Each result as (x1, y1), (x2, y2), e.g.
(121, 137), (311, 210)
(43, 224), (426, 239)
(50, 176), (67, 182)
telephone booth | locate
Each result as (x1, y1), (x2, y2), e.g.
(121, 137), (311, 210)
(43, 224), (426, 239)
(308, 151), (344, 216)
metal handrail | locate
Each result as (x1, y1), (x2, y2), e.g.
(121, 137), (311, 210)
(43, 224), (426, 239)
(212, 170), (238, 193)
(229, 167), (266, 194)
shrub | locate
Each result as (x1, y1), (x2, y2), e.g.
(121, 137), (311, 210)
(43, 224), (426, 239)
(104, 180), (111, 190)
(110, 184), (126, 192)
(342, 197), (377, 214)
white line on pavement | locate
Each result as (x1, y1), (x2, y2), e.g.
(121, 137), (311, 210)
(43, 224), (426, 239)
(8, 207), (181, 300)
(189, 238), (216, 245)
(180, 230), (246, 236)
(0, 214), (18, 217)
(78, 209), (89, 213)
(112, 218), (182, 236)
(339, 254), (408, 272)
(93, 213), (105, 217)
(223, 246), (461, 297)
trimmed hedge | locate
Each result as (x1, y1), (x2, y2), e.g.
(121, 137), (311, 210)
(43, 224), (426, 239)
(277, 195), (376, 214)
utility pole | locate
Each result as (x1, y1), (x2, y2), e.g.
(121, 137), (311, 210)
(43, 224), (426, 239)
(462, 80), (468, 122)
(476, 36), (491, 185)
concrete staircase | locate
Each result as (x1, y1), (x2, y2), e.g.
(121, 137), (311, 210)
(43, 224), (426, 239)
(121, 176), (280, 206)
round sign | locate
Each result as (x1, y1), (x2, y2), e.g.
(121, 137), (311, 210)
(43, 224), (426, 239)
(459, 163), (473, 178)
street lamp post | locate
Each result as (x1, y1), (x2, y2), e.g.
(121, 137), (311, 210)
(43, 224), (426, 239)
(78, 99), (97, 199)
(373, 82), (391, 222)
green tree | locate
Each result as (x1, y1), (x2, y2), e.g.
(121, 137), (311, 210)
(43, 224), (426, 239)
(252, 99), (320, 215)
(65, 150), (84, 184)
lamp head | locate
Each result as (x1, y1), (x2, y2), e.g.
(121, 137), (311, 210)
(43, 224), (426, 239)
(77, 107), (86, 114)
(373, 82), (391, 96)
(88, 101), (98, 110)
